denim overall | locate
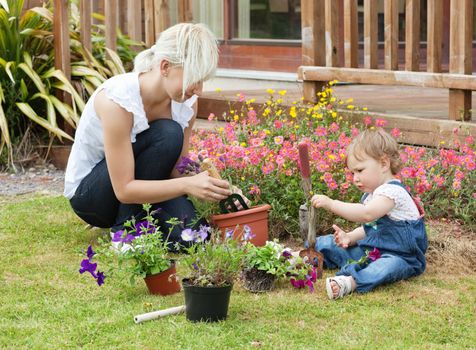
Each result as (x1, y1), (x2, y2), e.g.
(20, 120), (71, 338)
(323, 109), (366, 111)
(316, 181), (428, 292)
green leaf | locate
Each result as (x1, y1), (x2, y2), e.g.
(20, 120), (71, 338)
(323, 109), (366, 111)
(16, 102), (73, 141)
(18, 62), (46, 94)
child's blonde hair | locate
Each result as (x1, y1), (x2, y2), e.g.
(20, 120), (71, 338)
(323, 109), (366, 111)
(346, 128), (402, 175)
(134, 23), (218, 96)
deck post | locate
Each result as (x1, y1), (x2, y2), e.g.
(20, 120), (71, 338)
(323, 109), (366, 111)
(301, 0), (325, 102)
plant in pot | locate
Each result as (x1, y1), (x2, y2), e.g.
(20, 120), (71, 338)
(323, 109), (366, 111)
(78, 204), (181, 296)
(178, 225), (249, 322)
(177, 155), (271, 246)
(241, 240), (290, 292)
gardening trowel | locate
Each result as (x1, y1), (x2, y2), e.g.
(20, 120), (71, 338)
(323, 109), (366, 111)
(297, 141), (324, 278)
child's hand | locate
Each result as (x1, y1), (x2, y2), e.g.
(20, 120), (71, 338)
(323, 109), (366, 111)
(311, 194), (332, 210)
(332, 224), (351, 248)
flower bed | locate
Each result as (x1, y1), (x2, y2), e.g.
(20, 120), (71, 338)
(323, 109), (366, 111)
(190, 84), (476, 235)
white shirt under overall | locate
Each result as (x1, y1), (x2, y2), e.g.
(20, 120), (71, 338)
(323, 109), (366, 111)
(64, 72), (197, 199)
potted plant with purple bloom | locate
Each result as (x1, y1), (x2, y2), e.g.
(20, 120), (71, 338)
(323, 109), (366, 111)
(241, 240), (291, 292)
(78, 204), (181, 296)
(178, 225), (248, 322)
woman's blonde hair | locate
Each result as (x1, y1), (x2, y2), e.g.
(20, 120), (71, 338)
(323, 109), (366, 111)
(133, 23), (218, 95)
(346, 128), (402, 175)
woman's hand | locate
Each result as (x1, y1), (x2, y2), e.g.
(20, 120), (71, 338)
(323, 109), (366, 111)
(187, 171), (232, 201)
(332, 224), (351, 248)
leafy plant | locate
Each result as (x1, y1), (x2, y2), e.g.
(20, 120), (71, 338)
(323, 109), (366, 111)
(0, 0), (142, 168)
(79, 204), (179, 285)
(179, 225), (248, 287)
(243, 240), (289, 277)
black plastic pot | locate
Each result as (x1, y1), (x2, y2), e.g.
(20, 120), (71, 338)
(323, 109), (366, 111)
(182, 279), (233, 322)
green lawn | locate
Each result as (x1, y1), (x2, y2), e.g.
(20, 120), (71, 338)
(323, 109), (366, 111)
(1, 196), (475, 349)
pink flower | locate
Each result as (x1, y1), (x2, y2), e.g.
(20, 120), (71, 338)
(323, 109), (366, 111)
(375, 118), (387, 127)
(249, 185), (261, 196)
(363, 116), (372, 126)
(208, 113), (216, 121)
(274, 136), (284, 145)
(368, 248), (381, 261)
(274, 119), (283, 129)
(329, 122), (340, 133)
(314, 127), (327, 137)
(247, 109), (256, 118)
(391, 128), (401, 138)
(238, 93), (245, 102)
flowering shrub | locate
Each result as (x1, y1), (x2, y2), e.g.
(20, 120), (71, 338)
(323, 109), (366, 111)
(189, 84), (476, 235)
(179, 226), (247, 287)
(79, 204), (178, 285)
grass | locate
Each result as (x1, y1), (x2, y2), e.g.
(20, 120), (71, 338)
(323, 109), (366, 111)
(1, 196), (475, 349)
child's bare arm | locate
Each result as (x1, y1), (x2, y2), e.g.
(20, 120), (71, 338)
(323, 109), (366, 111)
(312, 194), (394, 223)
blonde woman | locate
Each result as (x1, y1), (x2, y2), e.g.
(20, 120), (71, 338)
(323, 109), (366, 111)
(64, 23), (231, 246)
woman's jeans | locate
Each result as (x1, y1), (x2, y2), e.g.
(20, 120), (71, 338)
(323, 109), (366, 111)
(70, 119), (204, 247)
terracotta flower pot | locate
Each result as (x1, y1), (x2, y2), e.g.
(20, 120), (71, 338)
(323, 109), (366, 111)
(211, 204), (271, 246)
(143, 262), (181, 296)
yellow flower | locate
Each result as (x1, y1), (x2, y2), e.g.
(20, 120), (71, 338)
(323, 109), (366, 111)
(331, 112), (337, 118)
(253, 130), (258, 135)
(233, 115), (239, 121)
(330, 97), (336, 102)
(276, 110), (282, 116)
(266, 88), (275, 94)
(309, 190), (314, 196)
(347, 105), (354, 109)
(219, 127), (224, 132)
(289, 107), (297, 118)
(362, 107), (368, 111)
(277, 98), (282, 104)
(345, 98), (354, 103)
(264, 129), (271, 135)
(295, 125), (300, 129)
(278, 90), (287, 96)
(215, 88), (222, 92)
(240, 142), (247, 147)
(440, 141), (446, 145)
(241, 177), (245, 181)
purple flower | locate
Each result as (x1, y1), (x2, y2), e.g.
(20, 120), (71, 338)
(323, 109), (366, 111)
(368, 248), (381, 261)
(181, 228), (195, 242)
(176, 156), (201, 175)
(79, 258), (97, 276)
(96, 271), (106, 286)
(86, 245), (95, 260)
(111, 230), (124, 242)
(290, 278), (305, 289)
(135, 221), (155, 236)
(282, 249), (292, 258)
(225, 229), (234, 239)
(192, 262), (199, 270)
(197, 226), (210, 242)
(242, 225), (254, 241)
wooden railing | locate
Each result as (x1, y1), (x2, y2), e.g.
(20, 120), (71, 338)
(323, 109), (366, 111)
(52, 0), (185, 82)
(299, 0), (474, 121)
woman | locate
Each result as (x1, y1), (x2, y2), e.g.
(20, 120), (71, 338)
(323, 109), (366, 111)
(64, 23), (231, 245)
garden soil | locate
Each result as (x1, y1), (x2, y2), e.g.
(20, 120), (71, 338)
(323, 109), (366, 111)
(1, 163), (475, 273)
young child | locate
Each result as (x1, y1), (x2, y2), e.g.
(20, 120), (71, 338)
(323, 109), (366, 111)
(311, 128), (428, 299)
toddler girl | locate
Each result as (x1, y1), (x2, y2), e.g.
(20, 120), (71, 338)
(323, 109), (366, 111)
(311, 128), (428, 299)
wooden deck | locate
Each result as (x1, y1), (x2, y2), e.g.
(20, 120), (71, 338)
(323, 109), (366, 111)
(198, 84), (476, 147)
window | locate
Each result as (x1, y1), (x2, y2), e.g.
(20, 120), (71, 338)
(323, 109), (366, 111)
(233, 0), (301, 40)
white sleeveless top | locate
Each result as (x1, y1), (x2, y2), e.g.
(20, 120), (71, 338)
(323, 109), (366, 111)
(64, 72), (197, 199)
